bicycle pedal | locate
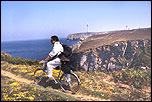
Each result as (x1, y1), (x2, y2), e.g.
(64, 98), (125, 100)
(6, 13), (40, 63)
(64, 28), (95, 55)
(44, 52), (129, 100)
(46, 78), (54, 83)
(55, 82), (59, 84)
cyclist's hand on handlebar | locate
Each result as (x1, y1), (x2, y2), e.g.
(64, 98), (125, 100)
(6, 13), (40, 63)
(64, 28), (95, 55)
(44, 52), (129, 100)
(39, 60), (46, 64)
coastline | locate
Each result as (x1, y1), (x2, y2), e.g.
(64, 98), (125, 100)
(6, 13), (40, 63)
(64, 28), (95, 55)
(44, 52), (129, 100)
(1, 38), (79, 61)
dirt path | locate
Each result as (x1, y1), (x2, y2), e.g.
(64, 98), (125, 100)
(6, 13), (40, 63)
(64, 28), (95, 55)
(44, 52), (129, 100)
(103, 75), (130, 89)
(1, 69), (34, 84)
(65, 93), (110, 101)
(1, 69), (110, 101)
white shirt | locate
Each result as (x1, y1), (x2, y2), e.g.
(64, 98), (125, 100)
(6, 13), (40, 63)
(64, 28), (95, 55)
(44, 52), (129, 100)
(49, 41), (63, 58)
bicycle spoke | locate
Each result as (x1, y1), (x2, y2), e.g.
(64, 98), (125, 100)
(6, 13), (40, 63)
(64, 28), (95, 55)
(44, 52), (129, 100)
(60, 73), (80, 93)
(34, 69), (46, 84)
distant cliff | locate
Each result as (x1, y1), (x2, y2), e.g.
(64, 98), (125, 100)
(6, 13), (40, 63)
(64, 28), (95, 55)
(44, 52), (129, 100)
(67, 32), (107, 41)
(69, 28), (151, 72)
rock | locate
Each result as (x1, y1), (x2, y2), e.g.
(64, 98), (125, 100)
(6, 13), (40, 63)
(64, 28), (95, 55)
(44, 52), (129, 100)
(70, 39), (151, 72)
(68, 28), (151, 72)
(67, 32), (107, 41)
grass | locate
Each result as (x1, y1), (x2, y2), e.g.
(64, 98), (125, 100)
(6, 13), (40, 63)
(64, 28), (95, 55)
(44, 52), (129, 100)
(1, 52), (39, 65)
(1, 52), (151, 101)
(74, 70), (151, 101)
(1, 75), (79, 101)
(74, 28), (151, 53)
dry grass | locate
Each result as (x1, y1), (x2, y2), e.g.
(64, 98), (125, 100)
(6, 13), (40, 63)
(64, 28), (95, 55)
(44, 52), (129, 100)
(74, 28), (151, 53)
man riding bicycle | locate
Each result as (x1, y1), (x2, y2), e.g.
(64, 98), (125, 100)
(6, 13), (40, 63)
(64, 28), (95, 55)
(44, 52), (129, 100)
(39, 35), (71, 83)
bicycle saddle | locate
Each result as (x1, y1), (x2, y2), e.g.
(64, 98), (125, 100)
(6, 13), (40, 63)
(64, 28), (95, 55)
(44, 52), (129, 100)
(60, 58), (70, 62)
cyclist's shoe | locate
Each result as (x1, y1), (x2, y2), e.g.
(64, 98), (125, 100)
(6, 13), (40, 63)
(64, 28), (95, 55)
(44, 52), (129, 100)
(46, 78), (54, 83)
(69, 86), (72, 91)
(69, 86), (75, 94)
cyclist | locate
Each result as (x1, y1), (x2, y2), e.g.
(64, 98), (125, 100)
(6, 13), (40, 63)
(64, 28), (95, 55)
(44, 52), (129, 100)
(39, 35), (71, 83)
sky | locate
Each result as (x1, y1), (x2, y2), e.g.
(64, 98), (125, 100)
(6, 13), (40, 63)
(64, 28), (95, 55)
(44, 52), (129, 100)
(1, 1), (151, 41)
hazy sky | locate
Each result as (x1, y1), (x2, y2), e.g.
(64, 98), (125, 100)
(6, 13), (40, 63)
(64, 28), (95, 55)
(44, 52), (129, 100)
(1, 1), (151, 41)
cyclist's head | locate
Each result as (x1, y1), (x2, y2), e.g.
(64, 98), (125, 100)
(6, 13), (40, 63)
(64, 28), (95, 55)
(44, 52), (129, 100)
(51, 35), (59, 44)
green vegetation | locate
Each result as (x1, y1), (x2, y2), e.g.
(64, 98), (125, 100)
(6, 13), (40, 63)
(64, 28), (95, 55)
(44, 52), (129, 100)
(113, 44), (151, 89)
(112, 68), (151, 89)
(1, 52), (39, 65)
(1, 52), (151, 101)
(1, 75), (79, 101)
(130, 46), (151, 68)
(118, 45), (151, 69)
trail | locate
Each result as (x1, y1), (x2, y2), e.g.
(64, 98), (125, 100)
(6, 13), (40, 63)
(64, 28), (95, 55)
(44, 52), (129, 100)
(1, 70), (34, 84)
(103, 75), (130, 89)
(1, 69), (110, 101)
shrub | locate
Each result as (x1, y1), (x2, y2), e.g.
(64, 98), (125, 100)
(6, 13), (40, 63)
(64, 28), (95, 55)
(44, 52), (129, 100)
(1, 52), (39, 65)
(129, 46), (151, 69)
(112, 68), (151, 89)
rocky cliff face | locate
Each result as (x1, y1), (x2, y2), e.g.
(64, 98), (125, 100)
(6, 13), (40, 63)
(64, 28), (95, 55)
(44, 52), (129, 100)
(72, 28), (151, 53)
(68, 28), (151, 72)
(67, 32), (107, 41)
(69, 39), (151, 72)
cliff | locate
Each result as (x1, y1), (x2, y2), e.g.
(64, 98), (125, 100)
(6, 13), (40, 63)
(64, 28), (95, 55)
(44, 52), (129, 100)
(69, 28), (151, 72)
(67, 32), (107, 41)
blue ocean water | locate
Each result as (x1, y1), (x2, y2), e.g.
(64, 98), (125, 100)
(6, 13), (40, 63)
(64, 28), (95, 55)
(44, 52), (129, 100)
(1, 38), (79, 61)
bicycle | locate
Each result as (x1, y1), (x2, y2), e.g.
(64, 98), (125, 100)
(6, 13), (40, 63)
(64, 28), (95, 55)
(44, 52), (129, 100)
(34, 59), (80, 94)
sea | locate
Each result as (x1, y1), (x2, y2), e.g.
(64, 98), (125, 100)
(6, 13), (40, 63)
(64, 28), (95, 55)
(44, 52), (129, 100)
(1, 38), (79, 61)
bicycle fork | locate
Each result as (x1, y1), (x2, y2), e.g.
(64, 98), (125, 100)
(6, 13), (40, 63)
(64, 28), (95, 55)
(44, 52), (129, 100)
(52, 68), (62, 84)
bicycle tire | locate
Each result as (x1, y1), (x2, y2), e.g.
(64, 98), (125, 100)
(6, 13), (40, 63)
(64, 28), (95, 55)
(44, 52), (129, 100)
(60, 72), (80, 94)
(34, 68), (46, 84)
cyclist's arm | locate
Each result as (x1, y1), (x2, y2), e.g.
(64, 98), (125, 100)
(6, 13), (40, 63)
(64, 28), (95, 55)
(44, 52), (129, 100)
(44, 55), (51, 61)
(39, 55), (50, 63)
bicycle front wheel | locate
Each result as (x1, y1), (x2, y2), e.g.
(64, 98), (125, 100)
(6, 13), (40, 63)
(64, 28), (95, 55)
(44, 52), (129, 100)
(60, 72), (80, 94)
(34, 68), (46, 84)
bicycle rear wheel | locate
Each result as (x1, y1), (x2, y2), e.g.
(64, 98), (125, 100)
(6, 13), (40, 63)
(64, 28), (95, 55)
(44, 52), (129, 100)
(60, 72), (80, 94)
(34, 68), (46, 84)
